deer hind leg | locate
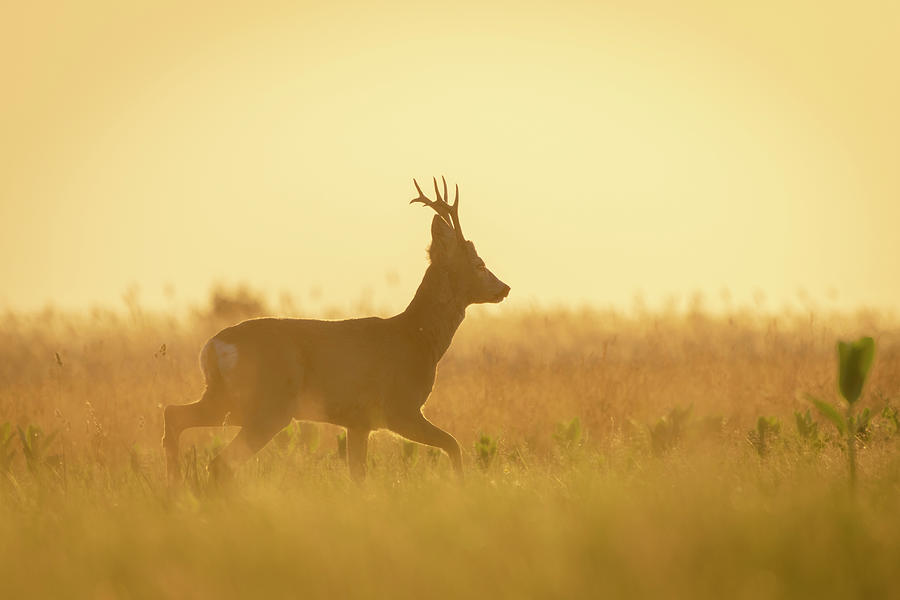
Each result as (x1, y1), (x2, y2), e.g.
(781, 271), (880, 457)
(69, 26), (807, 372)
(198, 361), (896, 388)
(346, 427), (371, 483)
(389, 412), (463, 478)
(162, 388), (228, 486)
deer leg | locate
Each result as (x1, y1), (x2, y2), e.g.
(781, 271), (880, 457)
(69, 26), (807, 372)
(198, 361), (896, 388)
(162, 389), (228, 486)
(389, 412), (463, 478)
(346, 427), (370, 483)
(207, 417), (286, 483)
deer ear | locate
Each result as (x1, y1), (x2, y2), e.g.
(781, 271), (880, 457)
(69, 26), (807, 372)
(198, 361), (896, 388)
(429, 215), (457, 262)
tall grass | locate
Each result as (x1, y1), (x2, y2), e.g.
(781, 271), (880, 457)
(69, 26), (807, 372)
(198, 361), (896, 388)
(1, 295), (899, 598)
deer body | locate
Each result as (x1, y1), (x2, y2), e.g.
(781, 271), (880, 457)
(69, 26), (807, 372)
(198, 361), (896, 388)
(163, 179), (509, 484)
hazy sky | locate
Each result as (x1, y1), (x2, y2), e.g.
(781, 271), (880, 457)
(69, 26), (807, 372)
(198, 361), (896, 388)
(2, 1), (898, 315)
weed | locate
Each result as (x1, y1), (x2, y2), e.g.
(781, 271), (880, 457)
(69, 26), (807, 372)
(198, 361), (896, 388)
(553, 417), (584, 453)
(748, 416), (780, 457)
(183, 445), (205, 491)
(273, 423), (298, 453)
(794, 410), (820, 447)
(336, 431), (347, 461)
(882, 405), (899, 435)
(0, 422), (15, 472)
(17, 424), (59, 474)
(855, 407), (872, 442)
(474, 433), (498, 471)
(809, 395), (845, 435)
(649, 406), (691, 456)
(811, 336), (876, 489)
(402, 440), (418, 470)
(129, 444), (154, 490)
(298, 422), (320, 454)
(426, 447), (442, 466)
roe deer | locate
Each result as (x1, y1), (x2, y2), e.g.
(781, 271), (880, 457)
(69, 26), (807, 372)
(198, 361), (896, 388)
(163, 178), (510, 484)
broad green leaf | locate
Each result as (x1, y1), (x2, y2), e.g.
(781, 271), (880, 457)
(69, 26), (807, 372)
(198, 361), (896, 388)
(838, 337), (875, 403)
(808, 395), (846, 434)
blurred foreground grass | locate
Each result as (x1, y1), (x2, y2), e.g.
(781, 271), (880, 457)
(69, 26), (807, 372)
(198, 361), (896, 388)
(1, 297), (900, 598)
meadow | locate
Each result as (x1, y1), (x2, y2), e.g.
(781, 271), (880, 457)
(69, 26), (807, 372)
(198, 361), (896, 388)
(1, 292), (899, 599)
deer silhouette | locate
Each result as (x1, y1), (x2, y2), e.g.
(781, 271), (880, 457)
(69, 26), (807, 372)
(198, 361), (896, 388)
(163, 178), (509, 484)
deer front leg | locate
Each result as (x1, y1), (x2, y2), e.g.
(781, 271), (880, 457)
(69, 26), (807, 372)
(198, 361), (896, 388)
(347, 427), (370, 483)
(389, 412), (463, 478)
(207, 417), (285, 484)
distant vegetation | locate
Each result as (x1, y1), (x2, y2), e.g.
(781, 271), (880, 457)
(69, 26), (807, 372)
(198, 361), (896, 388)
(1, 289), (899, 598)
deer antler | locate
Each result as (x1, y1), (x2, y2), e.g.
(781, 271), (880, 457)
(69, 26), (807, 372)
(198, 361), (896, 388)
(410, 176), (464, 241)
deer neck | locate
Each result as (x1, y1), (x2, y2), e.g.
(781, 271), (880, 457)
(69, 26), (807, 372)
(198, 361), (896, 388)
(403, 265), (466, 364)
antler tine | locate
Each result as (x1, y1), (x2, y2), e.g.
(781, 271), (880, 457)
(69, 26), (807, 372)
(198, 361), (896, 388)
(410, 177), (465, 241)
(413, 178), (426, 200)
(450, 183), (463, 240)
(433, 177), (443, 204)
(411, 178), (452, 227)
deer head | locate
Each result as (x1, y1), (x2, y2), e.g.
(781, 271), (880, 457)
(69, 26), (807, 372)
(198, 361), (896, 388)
(411, 177), (510, 305)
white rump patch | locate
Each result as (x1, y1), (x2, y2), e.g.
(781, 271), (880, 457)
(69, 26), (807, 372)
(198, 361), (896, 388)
(211, 339), (239, 373)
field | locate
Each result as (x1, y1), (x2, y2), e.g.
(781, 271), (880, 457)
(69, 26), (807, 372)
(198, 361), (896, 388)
(2, 297), (900, 599)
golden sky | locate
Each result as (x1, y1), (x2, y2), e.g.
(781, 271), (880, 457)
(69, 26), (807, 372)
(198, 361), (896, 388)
(2, 0), (898, 314)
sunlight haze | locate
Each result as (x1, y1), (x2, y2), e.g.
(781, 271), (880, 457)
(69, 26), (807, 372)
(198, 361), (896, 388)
(2, 0), (898, 315)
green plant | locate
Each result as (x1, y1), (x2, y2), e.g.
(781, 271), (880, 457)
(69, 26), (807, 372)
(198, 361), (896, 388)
(129, 444), (153, 490)
(882, 405), (899, 435)
(297, 422), (320, 454)
(855, 407), (872, 442)
(794, 409), (820, 446)
(402, 440), (419, 469)
(811, 336), (875, 489)
(474, 433), (498, 471)
(426, 447), (442, 465)
(0, 422), (16, 472)
(336, 431), (347, 461)
(553, 417), (584, 452)
(748, 416), (781, 457)
(274, 422), (321, 456)
(17, 424), (58, 474)
(649, 406), (691, 456)
(273, 422), (298, 452)
(183, 445), (204, 491)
